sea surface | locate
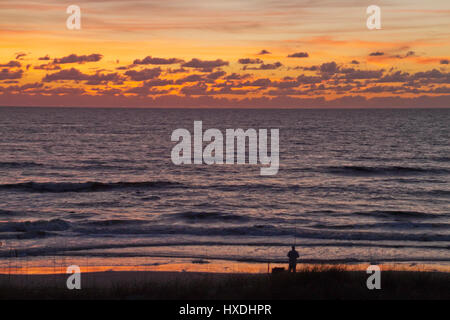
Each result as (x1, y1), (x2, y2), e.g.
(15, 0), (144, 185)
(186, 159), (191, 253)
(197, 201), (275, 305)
(0, 107), (449, 272)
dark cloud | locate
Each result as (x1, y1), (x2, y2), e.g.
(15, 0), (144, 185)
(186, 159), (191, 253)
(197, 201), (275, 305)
(144, 79), (174, 87)
(53, 54), (103, 64)
(266, 88), (307, 96)
(165, 67), (188, 74)
(42, 67), (123, 84)
(175, 74), (204, 84)
(0, 82), (43, 93)
(213, 86), (252, 95)
(428, 86), (450, 94)
(392, 51), (417, 59)
(124, 68), (162, 81)
(0, 83), (85, 95)
(243, 78), (272, 87)
(296, 74), (322, 84)
(34, 63), (61, 71)
(319, 61), (339, 74)
(372, 69), (450, 84)
(180, 83), (209, 95)
(287, 52), (309, 58)
(42, 68), (89, 81)
(238, 58), (263, 64)
(224, 73), (251, 80)
(206, 70), (226, 80)
(369, 51), (384, 56)
(0, 61), (21, 68)
(38, 55), (51, 61)
(298, 65), (319, 71)
(441, 59), (449, 65)
(133, 56), (184, 65)
(15, 53), (26, 60)
(360, 86), (403, 93)
(42, 87), (86, 95)
(350, 60), (360, 65)
(244, 62), (282, 70)
(182, 58), (229, 71)
(259, 62), (283, 70)
(94, 88), (122, 96)
(0, 68), (23, 80)
(377, 71), (410, 83)
(407, 69), (450, 85)
(126, 84), (170, 95)
(272, 80), (300, 89)
(258, 50), (271, 55)
(412, 69), (448, 79)
(339, 68), (383, 80)
(85, 72), (124, 85)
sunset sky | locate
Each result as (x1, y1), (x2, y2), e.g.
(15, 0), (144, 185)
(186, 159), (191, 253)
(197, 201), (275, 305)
(0, 0), (449, 107)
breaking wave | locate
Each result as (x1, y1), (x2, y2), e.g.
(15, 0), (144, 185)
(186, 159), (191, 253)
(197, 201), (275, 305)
(0, 161), (43, 168)
(322, 165), (450, 176)
(0, 180), (184, 193)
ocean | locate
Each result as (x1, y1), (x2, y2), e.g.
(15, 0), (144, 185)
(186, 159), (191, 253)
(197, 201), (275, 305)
(0, 107), (449, 273)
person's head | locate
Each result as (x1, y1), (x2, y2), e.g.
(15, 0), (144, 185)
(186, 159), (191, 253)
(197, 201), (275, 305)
(292, 245), (295, 250)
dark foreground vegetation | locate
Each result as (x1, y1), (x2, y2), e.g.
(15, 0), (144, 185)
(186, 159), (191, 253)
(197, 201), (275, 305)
(0, 266), (449, 300)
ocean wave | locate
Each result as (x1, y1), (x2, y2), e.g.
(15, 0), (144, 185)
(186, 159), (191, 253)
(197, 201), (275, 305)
(71, 224), (450, 242)
(0, 161), (43, 168)
(81, 219), (149, 226)
(0, 180), (184, 193)
(431, 156), (450, 162)
(312, 221), (450, 230)
(209, 183), (303, 193)
(0, 213), (447, 243)
(353, 210), (443, 219)
(1, 239), (448, 259)
(171, 211), (250, 222)
(0, 209), (21, 216)
(410, 189), (450, 198)
(0, 218), (70, 233)
(322, 165), (450, 176)
(49, 164), (148, 171)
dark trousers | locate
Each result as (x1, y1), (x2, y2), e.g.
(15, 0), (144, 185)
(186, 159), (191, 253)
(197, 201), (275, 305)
(288, 262), (297, 273)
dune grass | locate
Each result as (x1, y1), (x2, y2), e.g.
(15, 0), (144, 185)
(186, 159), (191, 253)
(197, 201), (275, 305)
(0, 265), (448, 300)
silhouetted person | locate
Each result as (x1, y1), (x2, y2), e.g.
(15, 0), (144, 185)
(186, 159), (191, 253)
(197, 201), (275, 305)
(287, 245), (299, 273)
